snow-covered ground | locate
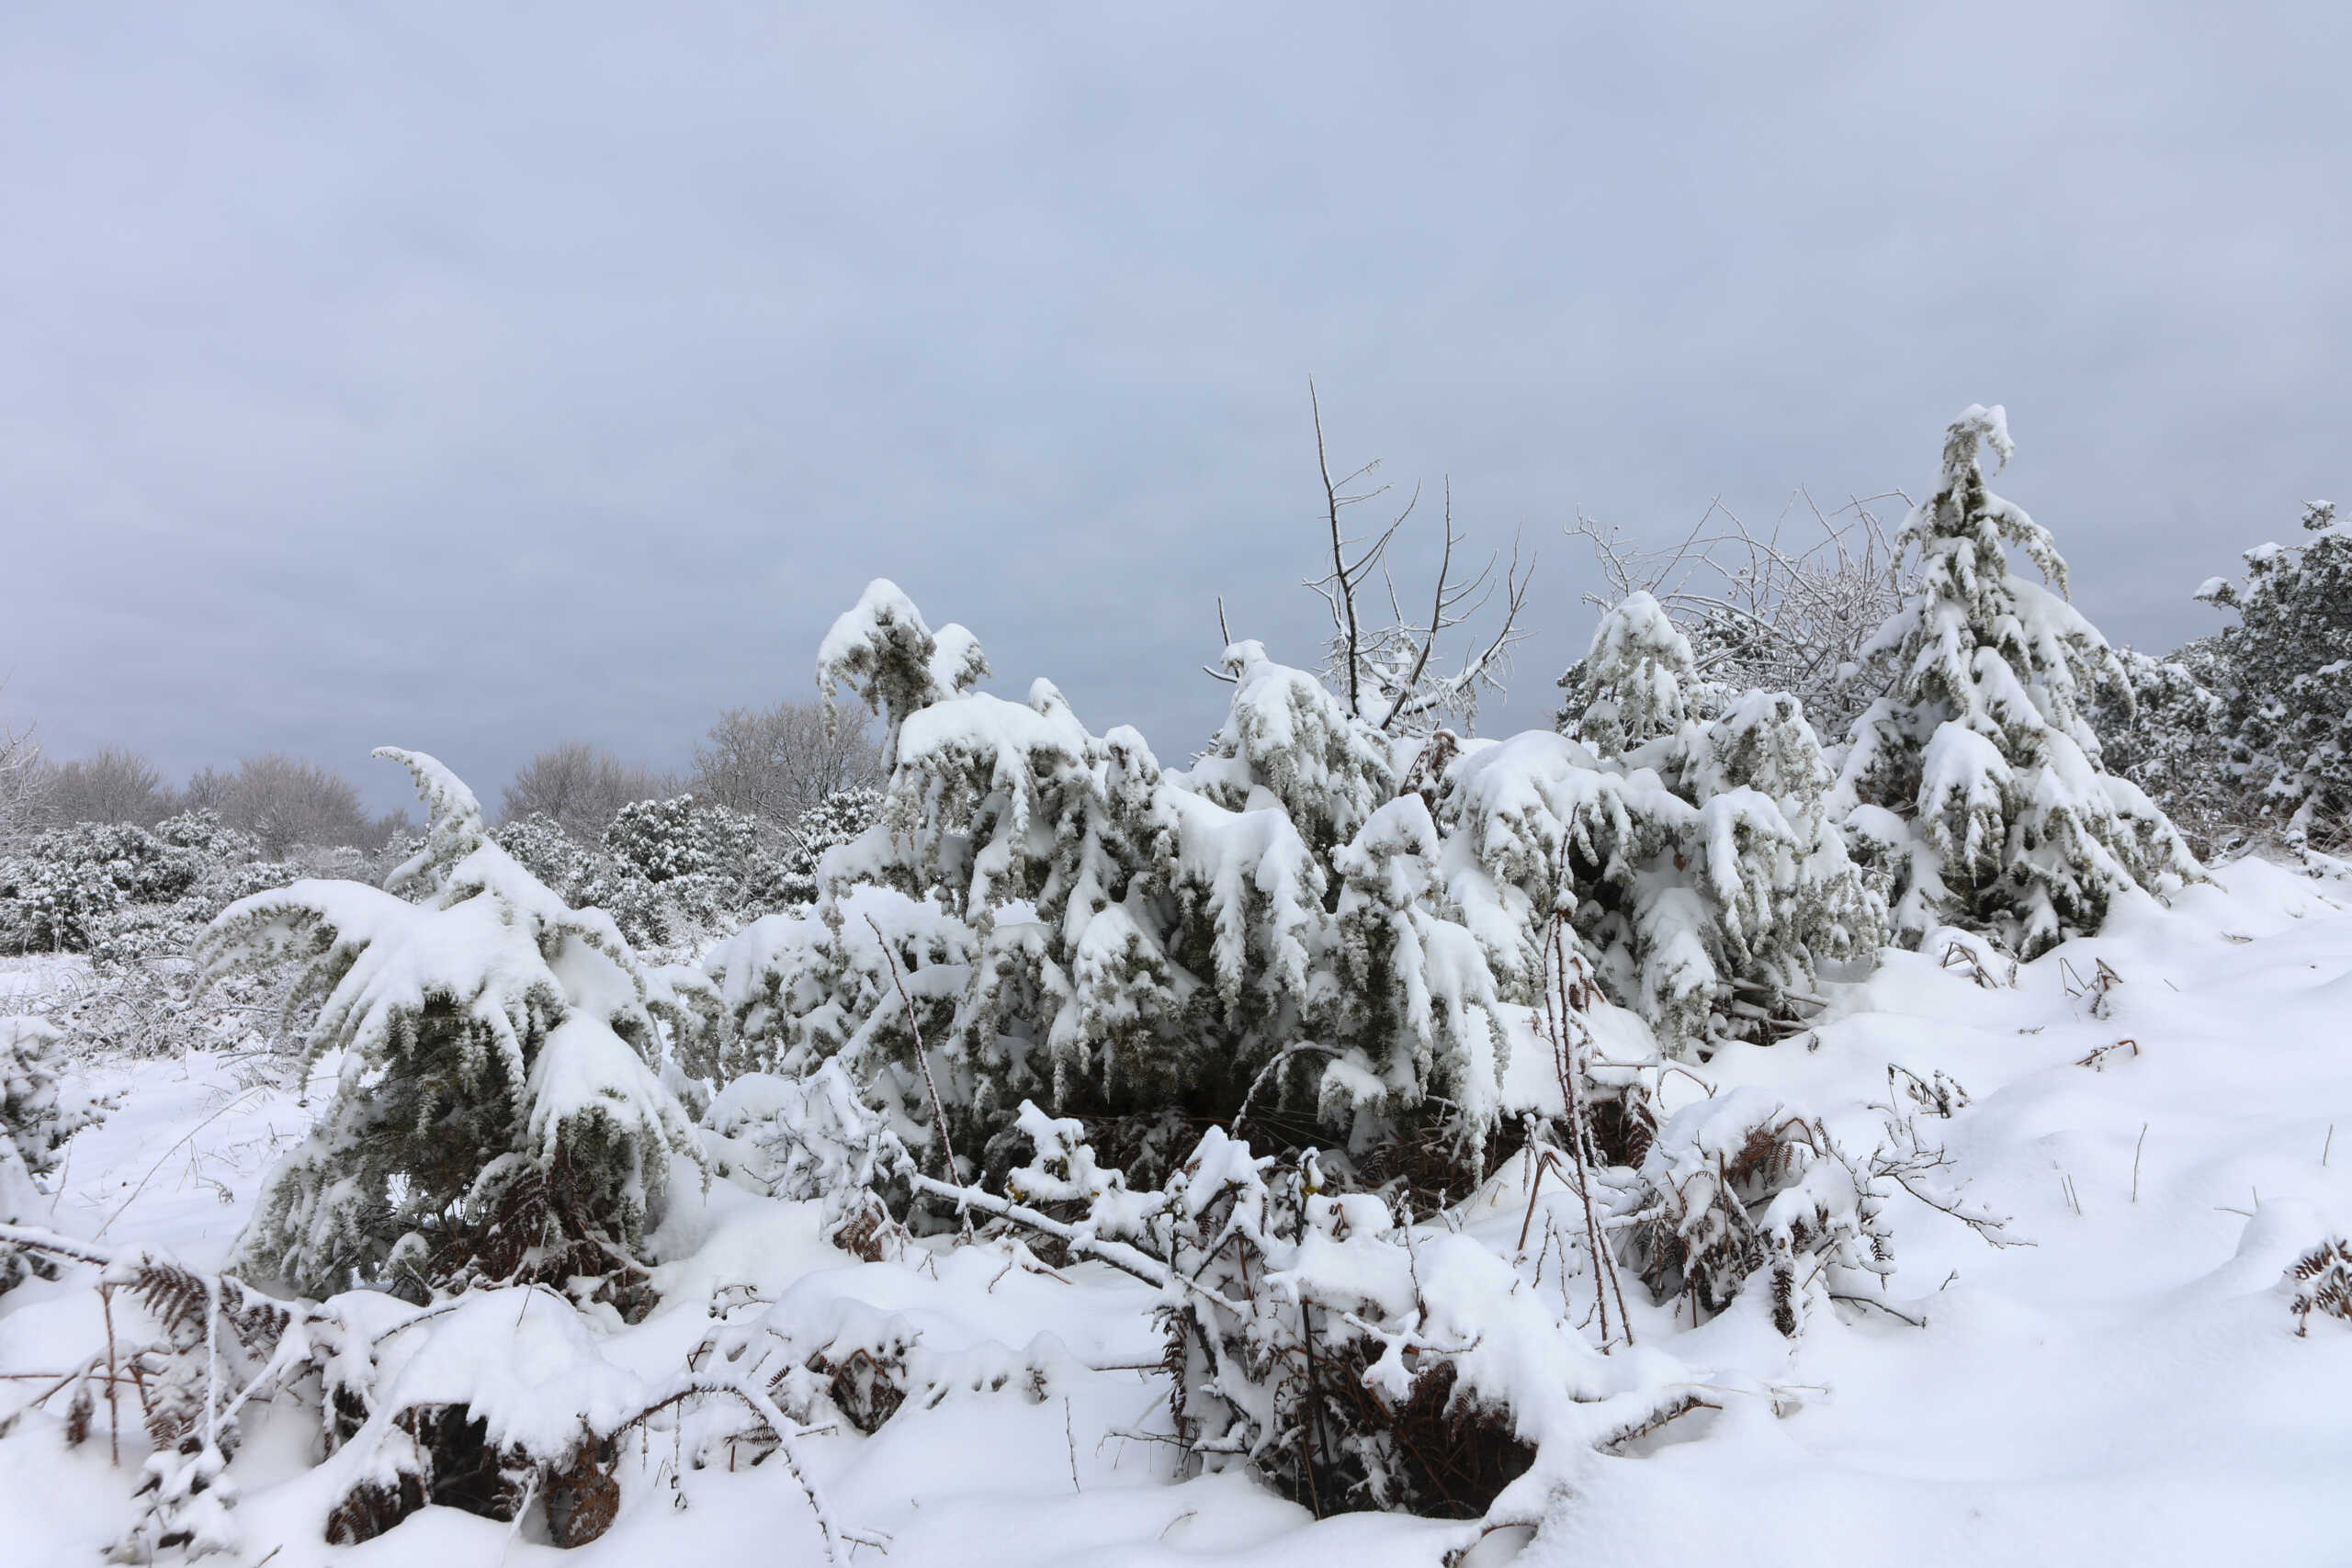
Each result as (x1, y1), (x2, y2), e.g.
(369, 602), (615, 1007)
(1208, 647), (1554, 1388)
(5, 859), (2352, 1566)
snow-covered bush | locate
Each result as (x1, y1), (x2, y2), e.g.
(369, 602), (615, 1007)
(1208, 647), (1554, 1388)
(1457, 621), (1883, 1055)
(0, 819), (205, 953)
(0, 1019), (105, 1295)
(492, 810), (599, 897)
(726, 1077), (1701, 1523)
(1837, 406), (2199, 953)
(711, 570), (1890, 1201)
(494, 795), (790, 949)
(605, 794), (718, 884)
(714, 581), (1516, 1183)
(761, 785), (884, 908)
(2088, 645), (2242, 856)
(1555, 591), (1714, 754)
(202, 748), (707, 1306)
(2194, 501), (2352, 850)
(0, 1217), (873, 1562)
(1619, 1087), (1889, 1336)
(0, 812), (325, 1060)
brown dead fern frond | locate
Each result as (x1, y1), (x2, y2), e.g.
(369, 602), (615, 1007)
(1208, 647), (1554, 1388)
(2290, 1237), (2352, 1337)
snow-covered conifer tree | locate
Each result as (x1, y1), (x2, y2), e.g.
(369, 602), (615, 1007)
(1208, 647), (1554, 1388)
(203, 749), (705, 1303)
(1668, 690), (1886, 1021)
(1837, 406), (2197, 953)
(2196, 501), (2352, 848)
(1326, 795), (1507, 1150)
(1555, 591), (1713, 755)
(1186, 640), (1397, 860)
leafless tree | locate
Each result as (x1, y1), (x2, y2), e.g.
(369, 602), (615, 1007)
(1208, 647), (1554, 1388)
(1267, 382), (1532, 736)
(498, 741), (675, 842)
(1566, 488), (1913, 739)
(0, 700), (43, 843)
(37, 746), (174, 829)
(190, 753), (381, 854)
(692, 700), (885, 833)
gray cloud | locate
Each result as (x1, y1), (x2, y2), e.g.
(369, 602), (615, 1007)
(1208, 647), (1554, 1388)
(4, 2), (2346, 811)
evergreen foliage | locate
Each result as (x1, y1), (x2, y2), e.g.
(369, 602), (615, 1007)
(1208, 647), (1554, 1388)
(0, 1018), (105, 1295)
(707, 571), (1890, 1197)
(202, 749), (707, 1304)
(1837, 406), (2197, 953)
(1555, 591), (1712, 754)
(2195, 501), (2352, 849)
(763, 786), (885, 907)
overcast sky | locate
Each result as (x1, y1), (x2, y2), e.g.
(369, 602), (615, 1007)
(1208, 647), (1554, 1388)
(5, 3), (2346, 813)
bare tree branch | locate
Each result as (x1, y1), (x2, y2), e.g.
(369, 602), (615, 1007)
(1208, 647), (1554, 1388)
(1564, 490), (1913, 736)
(1298, 391), (1531, 736)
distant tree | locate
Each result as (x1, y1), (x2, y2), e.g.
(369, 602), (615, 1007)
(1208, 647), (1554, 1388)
(39, 746), (173, 829)
(0, 704), (41, 844)
(184, 753), (379, 855)
(498, 741), (673, 842)
(690, 700), (885, 834)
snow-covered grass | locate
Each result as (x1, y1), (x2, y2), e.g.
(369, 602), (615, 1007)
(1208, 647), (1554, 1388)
(6, 860), (2352, 1565)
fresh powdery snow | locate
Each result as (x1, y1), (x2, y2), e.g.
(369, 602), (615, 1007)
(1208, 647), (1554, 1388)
(4, 854), (2351, 1565)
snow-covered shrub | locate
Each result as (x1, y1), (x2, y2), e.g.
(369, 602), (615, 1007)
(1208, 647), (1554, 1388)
(0, 1017), (99, 1181)
(1619, 1087), (1889, 1336)
(0, 1019), (104, 1294)
(0, 811), (318, 1060)
(735, 1080), (1700, 1523)
(714, 572), (1887, 1190)
(605, 794), (716, 883)
(493, 810), (598, 896)
(700, 1060), (916, 1259)
(760, 785), (884, 908)
(202, 749), (707, 1306)
(1555, 591), (1714, 755)
(601, 793), (765, 936)
(2091, 646), (2239, 855)
(312, 1288), (651, 1548)
(704, 886), (977, 1130)
(714, 582), (1516, 1182)
(1450, 665), (1881, 1055)
(0, 819), (204, 953)
(0, 1225), (864, 1562)
(1837, 406), (2199, 953)
(2195, 501), (2352, 850)
(496, 797), (784, 950)
(1003, 1103), (1702, 1520)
